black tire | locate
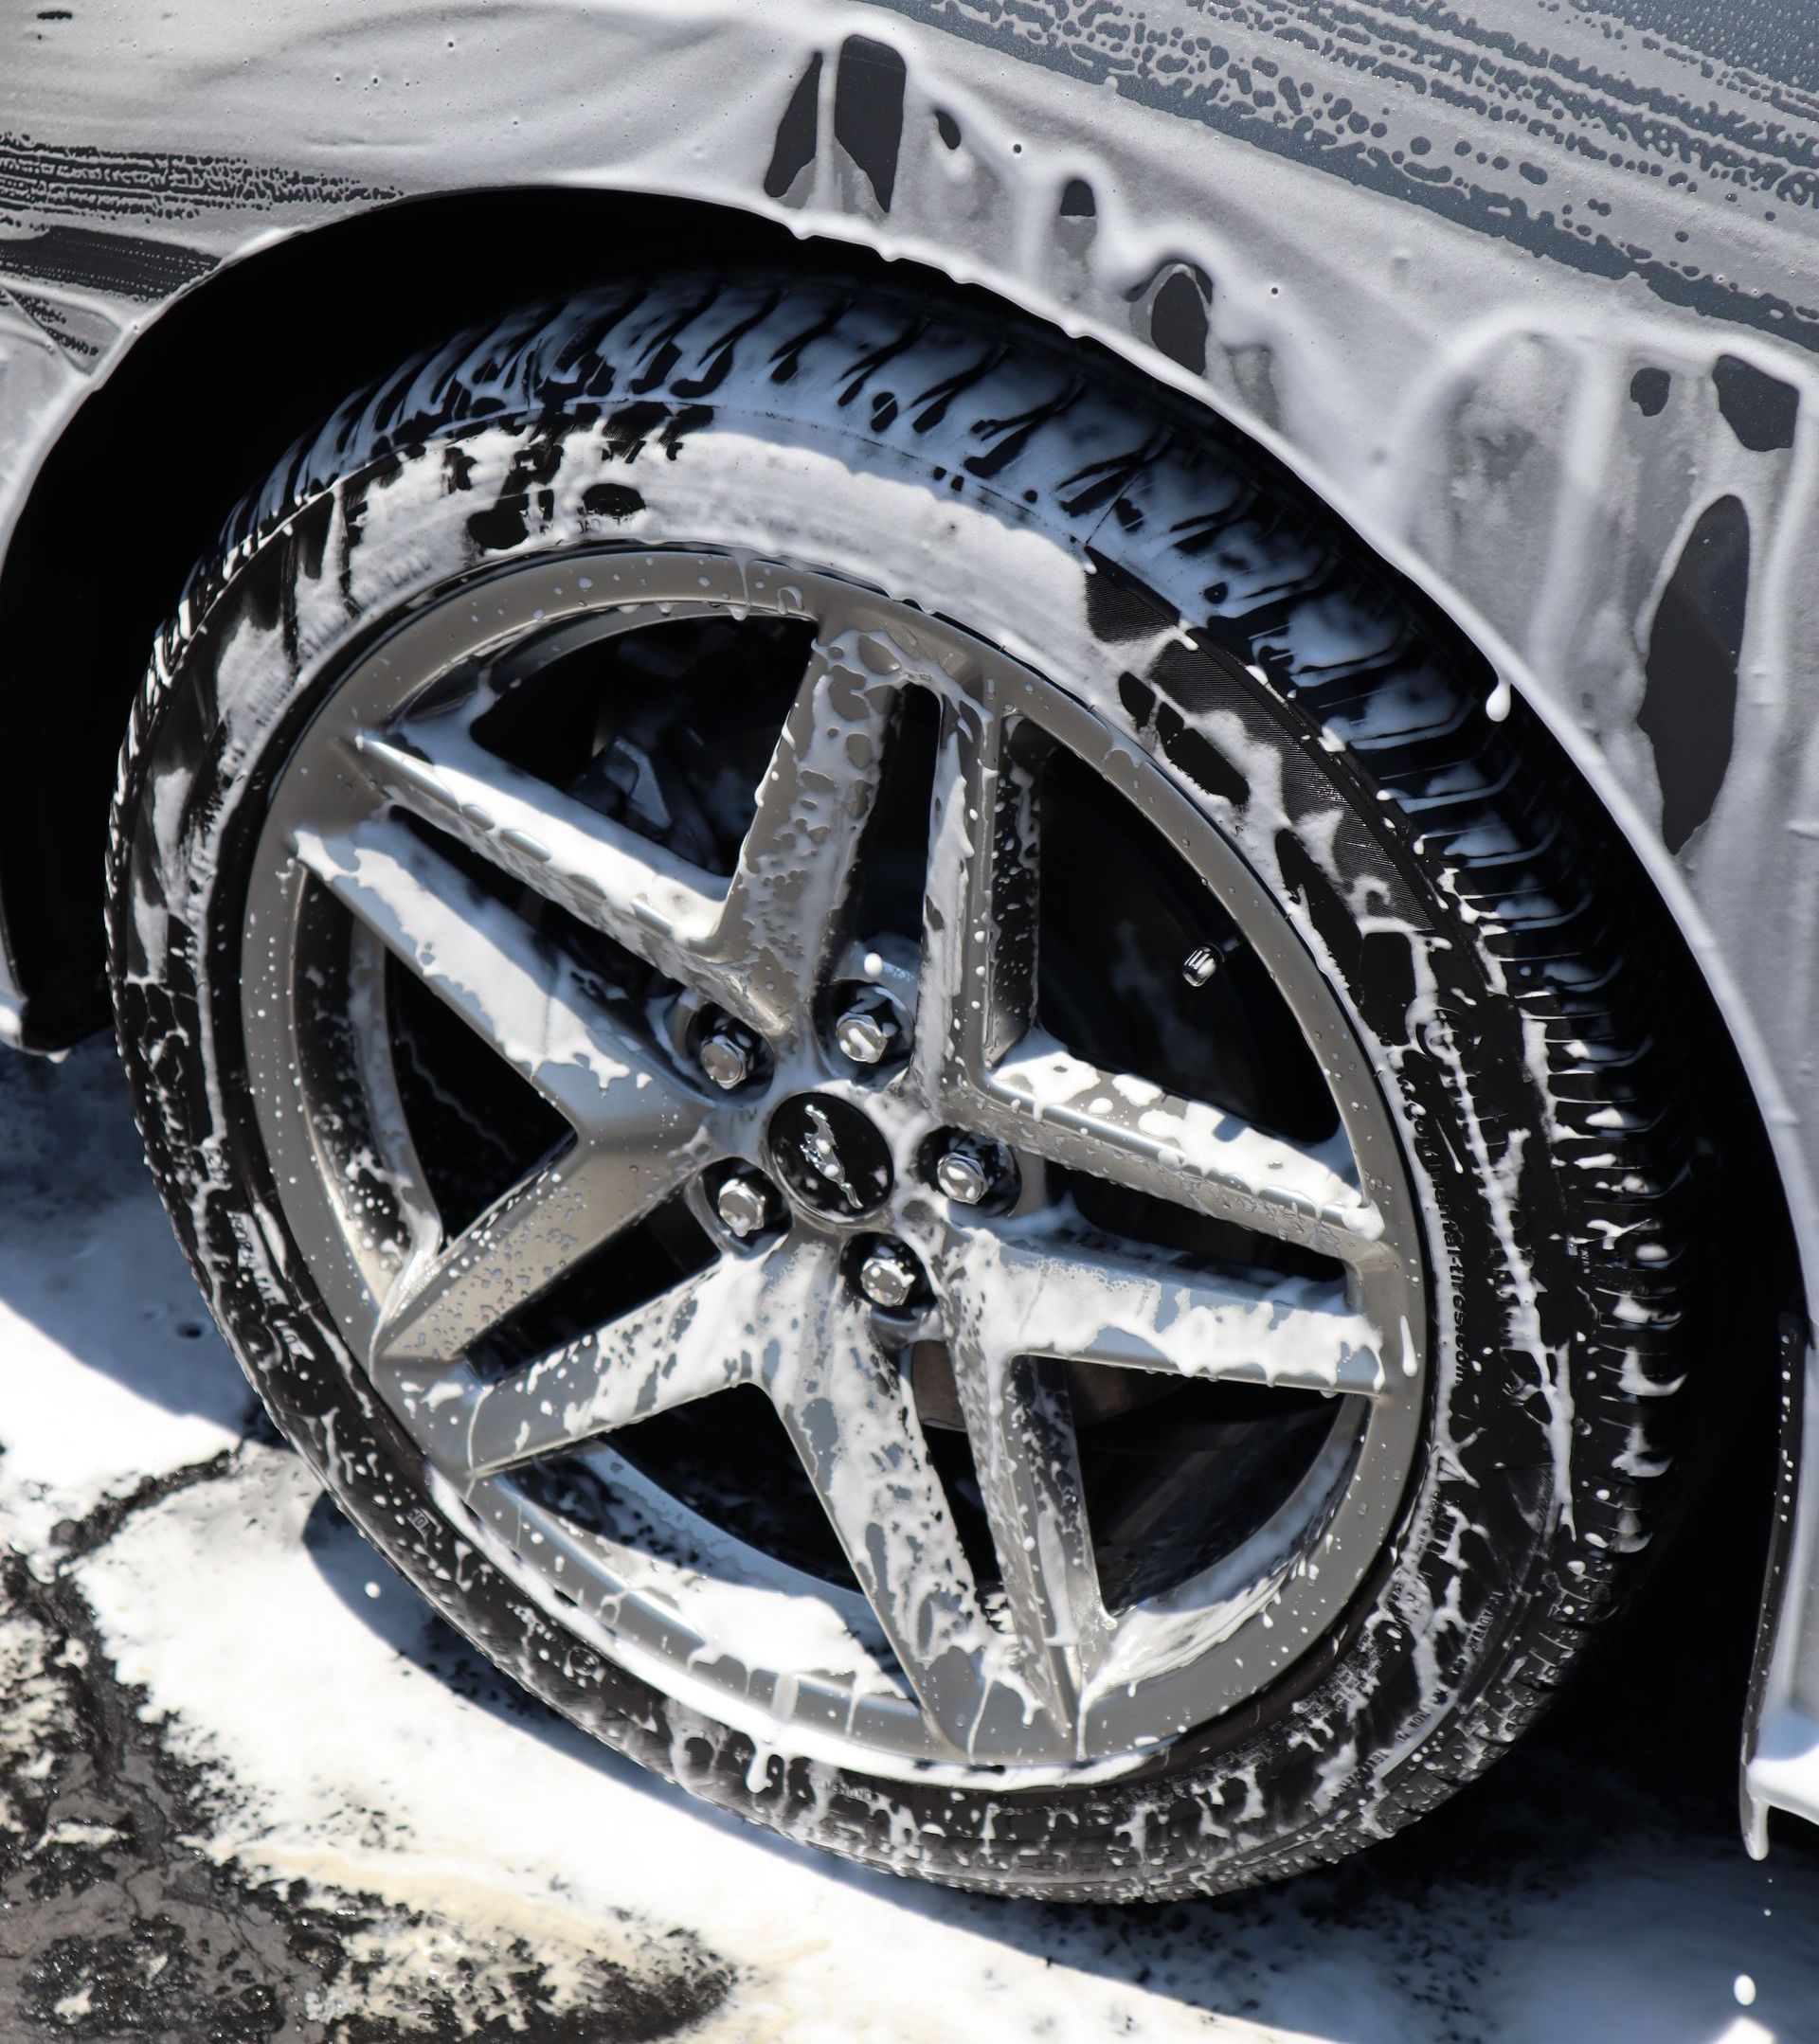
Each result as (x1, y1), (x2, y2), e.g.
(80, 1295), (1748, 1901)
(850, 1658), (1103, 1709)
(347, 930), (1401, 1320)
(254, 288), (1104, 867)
(108, 273), (1690, 1900)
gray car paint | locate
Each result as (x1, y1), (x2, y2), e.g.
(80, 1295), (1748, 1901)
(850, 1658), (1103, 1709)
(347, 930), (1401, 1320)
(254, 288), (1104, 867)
(3, 0), (1816, 1849)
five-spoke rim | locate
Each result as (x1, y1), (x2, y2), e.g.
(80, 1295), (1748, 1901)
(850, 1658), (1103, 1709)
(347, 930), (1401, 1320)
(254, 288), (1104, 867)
(241, 547), (1427, 1781)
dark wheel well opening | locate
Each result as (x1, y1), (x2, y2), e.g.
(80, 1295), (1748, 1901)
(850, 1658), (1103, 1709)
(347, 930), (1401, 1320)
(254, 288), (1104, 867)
(0, 186), (929, 1049)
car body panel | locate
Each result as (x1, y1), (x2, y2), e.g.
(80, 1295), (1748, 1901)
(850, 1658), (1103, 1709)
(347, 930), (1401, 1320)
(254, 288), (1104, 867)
(4, 0), (1817, 1843)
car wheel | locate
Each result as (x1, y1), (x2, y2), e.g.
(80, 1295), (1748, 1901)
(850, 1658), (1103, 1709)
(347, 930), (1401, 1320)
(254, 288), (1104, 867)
(109, 273), (1689, 1899)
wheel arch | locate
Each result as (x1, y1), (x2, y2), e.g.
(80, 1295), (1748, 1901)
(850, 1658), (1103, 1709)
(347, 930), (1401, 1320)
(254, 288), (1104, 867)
(0, 185), (845, 1048)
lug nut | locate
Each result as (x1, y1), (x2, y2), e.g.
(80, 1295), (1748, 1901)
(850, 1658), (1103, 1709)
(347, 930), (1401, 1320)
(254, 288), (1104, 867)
(715, 1172), (774, 1240)
(699, 1018), (758, 1090)
(928, 1133), (1012, 1210)
(856, 1240), (921, 1310)
(934, 1146), (992, 1207)
(837, 1009), (892, 1065)
(833, 985), (905, 1068)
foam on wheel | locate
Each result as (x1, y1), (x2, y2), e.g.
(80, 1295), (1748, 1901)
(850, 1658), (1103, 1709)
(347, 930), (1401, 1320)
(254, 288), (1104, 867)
(108, 274), (1690, 1899)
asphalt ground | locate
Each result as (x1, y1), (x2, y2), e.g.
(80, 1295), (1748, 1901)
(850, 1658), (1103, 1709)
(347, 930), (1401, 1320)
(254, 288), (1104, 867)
(2, 1040), (1815, 2043)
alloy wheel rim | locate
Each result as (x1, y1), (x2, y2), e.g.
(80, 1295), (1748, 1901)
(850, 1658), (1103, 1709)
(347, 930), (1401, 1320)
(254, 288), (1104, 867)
(241, 546), (1427, 1781)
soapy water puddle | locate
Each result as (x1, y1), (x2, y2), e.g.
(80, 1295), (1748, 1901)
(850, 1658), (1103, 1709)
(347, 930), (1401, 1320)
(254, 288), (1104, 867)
(1, 1041), (1815, 2042)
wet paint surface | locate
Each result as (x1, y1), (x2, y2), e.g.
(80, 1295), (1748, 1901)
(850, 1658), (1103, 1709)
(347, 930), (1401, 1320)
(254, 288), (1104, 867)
(872, 0), (1819, 346)
(2, 3), (1815, 1171)
(2, 0), (1816, 1207)
(2, 1042), (1817, 2038)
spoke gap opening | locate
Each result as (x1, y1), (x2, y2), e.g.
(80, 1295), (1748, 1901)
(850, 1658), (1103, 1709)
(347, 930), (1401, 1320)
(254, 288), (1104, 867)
(842, 682), (942, 953)
(1068, 1364), (1343, 1612)
(463, 1193), (715, 1385)
(557, 1384), (870, 1596)
(387, 945), (573, 1238)
(468, 611), (815, 876)
(910, 1341), (1011, 1627)
(1035, 744), (1340, 1150)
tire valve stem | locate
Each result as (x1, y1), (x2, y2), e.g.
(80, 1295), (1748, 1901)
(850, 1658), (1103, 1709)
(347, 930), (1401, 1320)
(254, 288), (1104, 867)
(1182, 935), (1239, 988)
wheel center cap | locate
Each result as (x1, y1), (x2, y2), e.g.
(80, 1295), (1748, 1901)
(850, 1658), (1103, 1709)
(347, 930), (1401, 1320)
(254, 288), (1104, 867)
(767, 1094), (893, 1218)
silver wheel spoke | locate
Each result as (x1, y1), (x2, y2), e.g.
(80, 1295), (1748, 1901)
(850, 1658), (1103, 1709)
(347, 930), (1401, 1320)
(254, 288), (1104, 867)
(763, 1246), (1017, 1756)
(977, 1035), (1382, 1264)
(371, 1136), (704, 1372)
(294, 817), (702, 1145)
(917, 692), (1040, 1096)
(914, 693), (1381, 1264)
(356, 632), (895, 1037)
(446, 1254), (771, 1479)
(944, 1326), (1107, 1738)
(949, 1229), (1387, 1397)
(349, 727), (727, 997)
(695, 634), (898, 1031)
(297, 818), (712, 1371)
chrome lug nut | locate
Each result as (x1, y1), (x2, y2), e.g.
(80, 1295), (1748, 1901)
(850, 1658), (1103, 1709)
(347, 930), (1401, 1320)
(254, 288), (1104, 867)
(934, 1145), (992, 1207)
(715, 1172), (774, 1240)
(699, 1018), (758, 1090)
(832, 983), (906, 1069)
(856, 1240), (921, 1310)
(928, 1132), (1012, 1210)
(836, 1008), (893, 1066)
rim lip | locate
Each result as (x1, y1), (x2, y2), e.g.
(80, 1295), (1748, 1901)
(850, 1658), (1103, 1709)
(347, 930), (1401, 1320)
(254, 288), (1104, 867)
(239, 543), (1429, 1787)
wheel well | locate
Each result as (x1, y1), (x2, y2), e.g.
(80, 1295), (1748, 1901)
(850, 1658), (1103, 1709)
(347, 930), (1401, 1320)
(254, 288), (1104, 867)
(0, 186), (905, 1048)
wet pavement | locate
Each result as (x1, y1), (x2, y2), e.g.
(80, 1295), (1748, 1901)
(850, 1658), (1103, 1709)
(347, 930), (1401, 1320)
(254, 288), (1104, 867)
(2, 1040), (1816, 2043)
